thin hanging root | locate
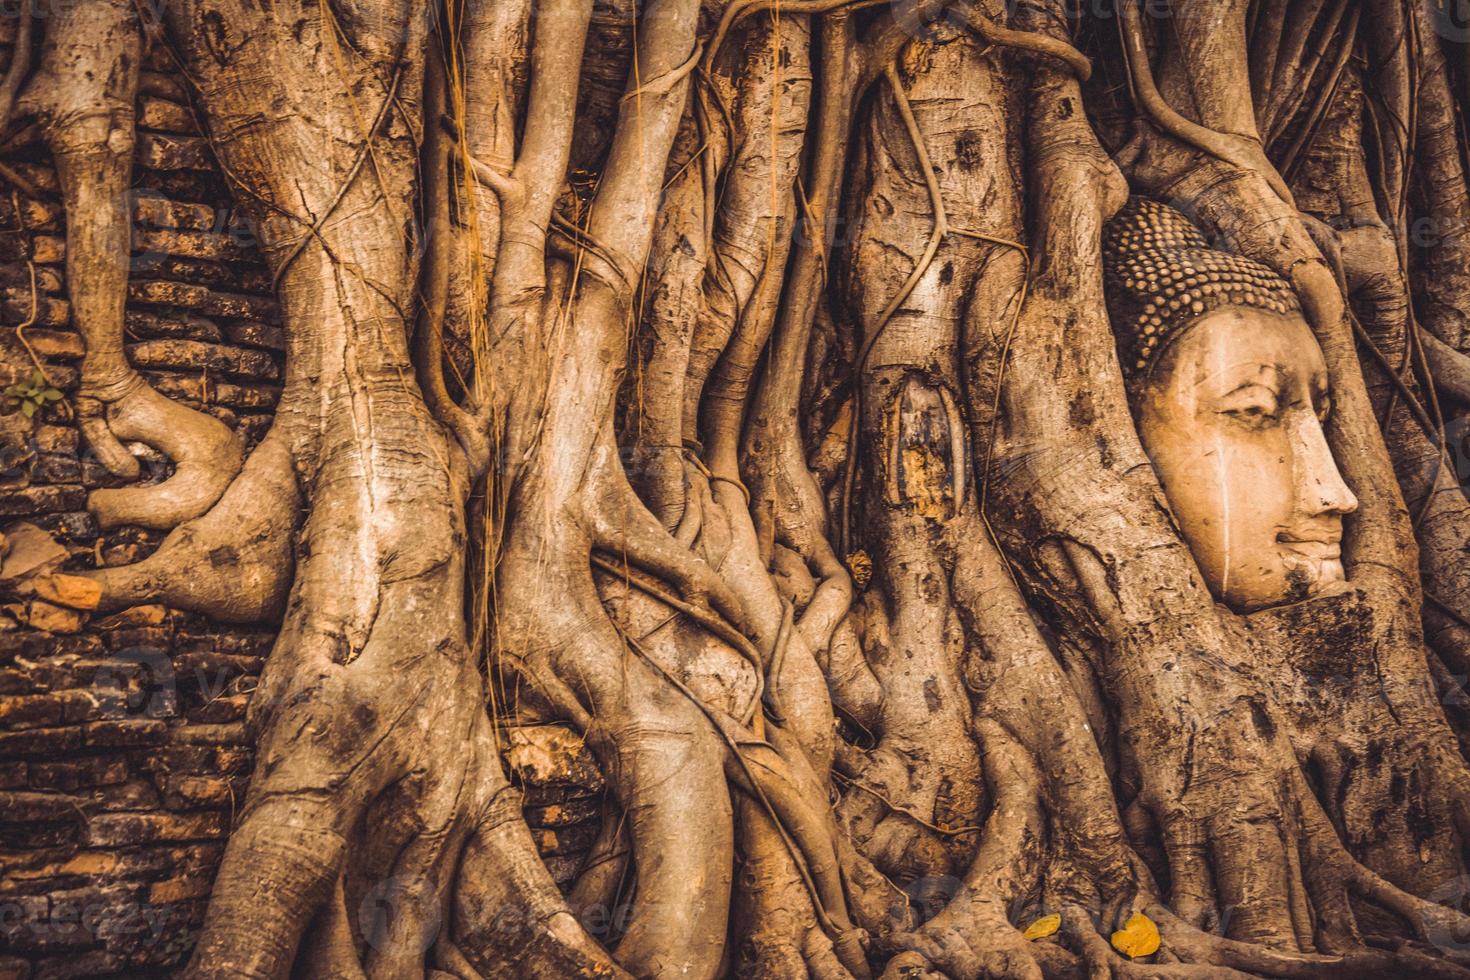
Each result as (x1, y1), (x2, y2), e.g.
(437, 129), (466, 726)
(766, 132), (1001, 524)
(0, 3), (30, 131)
(0, 160), (41, 200)
(588, 462), (754, 635)
(11, 257), (44, 380)
(1116, 0), (1295, 208)
(833, 771), (982, 838)
(702, 0), (887, 75)
(622, 41), (704, 102)
(415, 51), (488, 476)
(1314, 235), (1442, 441)
(268, 61), (406, 293)
(1260, 0), (1348, 146)
(549, 211), (624, 281)
(1274, 5), (1360, 181)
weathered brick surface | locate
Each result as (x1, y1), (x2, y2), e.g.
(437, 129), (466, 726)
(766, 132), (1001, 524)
(0, 48), (287, 977)
(0, 42), (599, 980)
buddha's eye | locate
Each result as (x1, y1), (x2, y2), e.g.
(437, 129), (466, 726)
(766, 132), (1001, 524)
(1216, 384), (1280, 427)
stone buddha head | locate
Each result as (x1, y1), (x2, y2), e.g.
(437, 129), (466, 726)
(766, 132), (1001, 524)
(1103, 198), (1358, 611)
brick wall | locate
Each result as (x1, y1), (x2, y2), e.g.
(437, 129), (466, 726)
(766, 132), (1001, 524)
(0, 34), (604, 980)
(0, 35), (283, 980)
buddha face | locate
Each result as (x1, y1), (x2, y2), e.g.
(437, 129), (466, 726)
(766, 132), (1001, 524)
(1133, 307), (1358, 611)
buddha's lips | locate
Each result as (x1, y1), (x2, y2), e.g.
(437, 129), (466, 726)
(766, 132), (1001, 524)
(1276, 527), (1347, 591)
(1277, 525), (1342, 560)
(1276, 537), (1341, 561)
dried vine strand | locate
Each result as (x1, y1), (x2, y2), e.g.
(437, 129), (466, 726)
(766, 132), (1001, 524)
(8, 187), (45, 382)
(833, 770), (984, 836)
(13, 257), (42, 380)
(954, 2), (1092, 81)
(270, 61), (405, 291)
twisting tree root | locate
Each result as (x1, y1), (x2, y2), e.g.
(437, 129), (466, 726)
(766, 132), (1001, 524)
(19, 1), (241, 531)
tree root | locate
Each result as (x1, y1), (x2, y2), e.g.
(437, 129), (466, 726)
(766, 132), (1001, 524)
(454, 785), (630, 978)
(82, 376), (245, 530)
(498, 539), (739, 978)
(588, 450), (755, 643)
(187, 794), (349, 979)
(953, 4), (1091, 81)
(878, 719), (1044, 980)
(22, 0), (243, 530)
(81, 432), (298, 622)
(0, 0), (31, 132)
(1421, 330), (1470, 404)
(72, 2), (1470, 979)
(1117, 0), (1294, 206)
(607, 612), (870, 977)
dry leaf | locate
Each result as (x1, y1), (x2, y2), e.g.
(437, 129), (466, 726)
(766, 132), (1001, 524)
(1110, 912), (1160, 959)
(1023, 914), (1060, 940)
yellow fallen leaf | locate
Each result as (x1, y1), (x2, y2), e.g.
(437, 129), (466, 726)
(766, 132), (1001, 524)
(1023, 914), (1060, 940)
(1110, 912), (1160, 959)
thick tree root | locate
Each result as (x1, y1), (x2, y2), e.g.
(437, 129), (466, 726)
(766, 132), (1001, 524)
(82, 433), (298, 622)
(82, 377), (245, 530)
(21, 0), (242, 530)
(454, 786), (630, 978)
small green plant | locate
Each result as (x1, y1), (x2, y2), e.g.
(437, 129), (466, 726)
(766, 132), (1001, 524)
(4, 369), (63, 418)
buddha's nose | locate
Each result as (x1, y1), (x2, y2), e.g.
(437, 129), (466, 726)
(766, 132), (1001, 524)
(1296, 412), (1358, 517)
